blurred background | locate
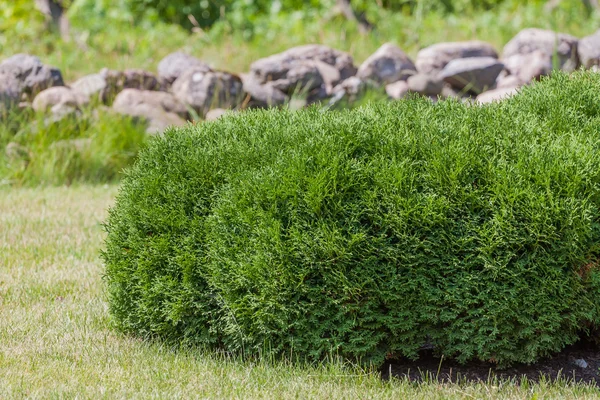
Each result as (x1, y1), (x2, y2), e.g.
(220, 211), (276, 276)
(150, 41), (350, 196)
(1, 0), (598, 78)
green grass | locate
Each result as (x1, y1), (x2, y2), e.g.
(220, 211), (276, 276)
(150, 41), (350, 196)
(1, 185), (599, 398)
(0, 107), (148, 186)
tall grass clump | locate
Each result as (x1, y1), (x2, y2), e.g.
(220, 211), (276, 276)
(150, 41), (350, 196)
(103, 72), (600, 367)
(0, 107), (147, 186)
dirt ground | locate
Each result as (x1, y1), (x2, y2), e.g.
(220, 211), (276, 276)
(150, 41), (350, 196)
(382, 340), (600, 385)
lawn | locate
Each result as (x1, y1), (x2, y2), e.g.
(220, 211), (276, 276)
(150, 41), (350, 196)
(1, 185), (599, 399)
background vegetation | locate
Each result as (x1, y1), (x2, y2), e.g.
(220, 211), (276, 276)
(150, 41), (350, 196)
(1, 0), (599, 79)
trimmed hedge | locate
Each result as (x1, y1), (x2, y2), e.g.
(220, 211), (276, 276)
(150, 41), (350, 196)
(103, 72), (600, 366)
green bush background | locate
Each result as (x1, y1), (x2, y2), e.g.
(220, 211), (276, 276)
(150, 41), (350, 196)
(103, 72), (600, 367)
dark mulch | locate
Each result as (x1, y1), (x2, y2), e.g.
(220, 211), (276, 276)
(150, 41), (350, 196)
(381, 340), (600, 385)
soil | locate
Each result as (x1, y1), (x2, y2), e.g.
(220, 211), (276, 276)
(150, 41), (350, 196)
(381, 340), (600, 385)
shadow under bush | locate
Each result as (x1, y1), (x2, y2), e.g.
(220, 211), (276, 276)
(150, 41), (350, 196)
(103, 72), (600, 367)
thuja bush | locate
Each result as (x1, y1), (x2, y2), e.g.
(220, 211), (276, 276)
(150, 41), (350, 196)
(103, 72), (600, 366)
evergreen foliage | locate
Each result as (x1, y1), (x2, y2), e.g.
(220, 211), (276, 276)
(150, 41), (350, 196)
(103, 72), (600, 366)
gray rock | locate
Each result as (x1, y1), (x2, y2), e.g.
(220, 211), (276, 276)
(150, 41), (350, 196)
(440, 57), (504, 94)
(113, 89), (187, 134)
(503, 28), (579, 72)
(574, 359), (588, 369)
(240, 73), (288, 108)
(0, 54), (63, 99)
(385, 80), (409, 99)
(407, 74), (444, 96)
(171, 68), (243, 116)
(271, 61), (325, 97)
(502, 50), (553, 84)
(0, 75), (21, 114)
(70, 74), (107, 103)
(250, 45), (356, 84)
(113, 89), (189, 119)
(329, 76), (366, 105)
(100, 68), (161, 103)
(157, 52), (211, 86)
(32, 86), (87, 112)
(357, 43), (416, 85)
(578, 30), (600, 69)
(476, 86), (519, 104)
(416, 41), (498, 76)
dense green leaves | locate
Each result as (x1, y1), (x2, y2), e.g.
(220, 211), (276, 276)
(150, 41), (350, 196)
(103, 72), (600, 366)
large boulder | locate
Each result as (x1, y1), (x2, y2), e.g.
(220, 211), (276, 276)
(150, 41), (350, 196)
(329, 76), (367, 105)
(250, 45), (357, 84)
(503, 28), (579, 72)
(112, 89), (189, 118)
(415, 41), (498, 76)
(407, 73), (444, 96)
(70, 74), (107, 104)
(113, 89), (187, 134)
(32, 86), (87, 112)
(172, 68), (244, 116)
(100, 68), (161, 103)
(357, 43), (416, 85)
(157, 52), (212, 86)
(240, 73), (288, 108)
(271, 61), (324, 94)
(578, 30), (600, 69)
(0, 75), (21, 114)
(439, 57), (504, 94)
(0, 54), (63, 99)
(385, 80), (409, 100)
(501, 50), (553, 85)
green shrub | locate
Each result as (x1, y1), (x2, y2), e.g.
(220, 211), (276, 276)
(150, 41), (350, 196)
(103, 72), (600, 366)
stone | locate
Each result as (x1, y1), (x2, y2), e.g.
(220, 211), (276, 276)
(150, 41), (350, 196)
(329, 76), (367, 105)
(578, 30), (600, 69)
(112, 89), (189, 119)
(0, 54), (63, 98)
(357, 43), (416, 85)
(172, 68), (244, 116)
(407, 74), (444, 96)
(502, 50), (553, 84)
(250, 45), (357, 84)
(440, 57), (504, 94)
(312, 61), (342, 94)
(205, 108), (229, 121)
(32, 86), (86, 112)
(415, 41), (498, 76)
(70, 74), (107, 103)
(157, 52), (211, 86)
(112, 89), (187, 134)
(476, 86), (519, 104)
(271, 61), (324, 94)
(503, 28), (579, 72)
(574, 359), (588, 369)
(100, 68), (161, 103)
(385, 80), (409, 99)
(239, 73), (288, 108)
(0, 75), (21, 114)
